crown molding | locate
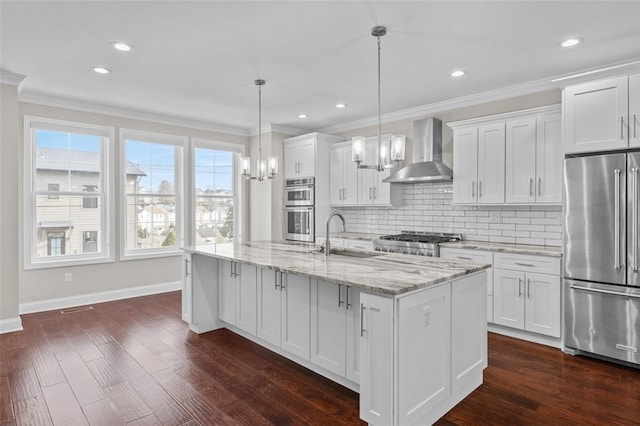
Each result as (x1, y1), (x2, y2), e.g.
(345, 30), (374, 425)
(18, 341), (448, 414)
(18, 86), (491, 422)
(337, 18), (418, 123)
(18, 89), (250, 137)
(550, 57), (640, 86)
(318, 77), (557, 134)
(447, 104), (561, 129)
(0, 70), (26, 87)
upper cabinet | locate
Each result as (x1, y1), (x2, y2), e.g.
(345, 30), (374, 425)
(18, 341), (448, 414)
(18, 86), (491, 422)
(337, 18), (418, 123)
(449, 105), (562, 206)
(284, 137), (316, 178)
(564, 73), (640, 153)
(329, 136), (403, 207)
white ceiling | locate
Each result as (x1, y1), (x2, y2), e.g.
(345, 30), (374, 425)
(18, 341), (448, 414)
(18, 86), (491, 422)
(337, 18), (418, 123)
(2, 1), (640, 135)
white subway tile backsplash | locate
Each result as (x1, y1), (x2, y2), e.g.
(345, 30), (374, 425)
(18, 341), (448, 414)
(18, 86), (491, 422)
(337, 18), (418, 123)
(334, 182), (563, 246)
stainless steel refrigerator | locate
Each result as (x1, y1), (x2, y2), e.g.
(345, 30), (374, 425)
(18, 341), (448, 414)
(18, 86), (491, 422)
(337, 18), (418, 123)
(564, 151), (640, 366)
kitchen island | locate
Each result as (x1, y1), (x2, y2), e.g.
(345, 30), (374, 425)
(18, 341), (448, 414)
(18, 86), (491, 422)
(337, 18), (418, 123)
(182, 241), (490, 426)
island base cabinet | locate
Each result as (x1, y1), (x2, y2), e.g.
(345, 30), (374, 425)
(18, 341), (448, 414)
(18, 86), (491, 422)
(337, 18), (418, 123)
(181, 253), (192, 324)
(360, 292), (394, 426)
(183, 254), (223, 334)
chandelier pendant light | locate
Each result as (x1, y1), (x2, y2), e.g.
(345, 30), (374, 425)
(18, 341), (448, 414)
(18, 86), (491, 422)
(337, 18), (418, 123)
(352, 26), (405, 172)
(241, 79), (278, 181)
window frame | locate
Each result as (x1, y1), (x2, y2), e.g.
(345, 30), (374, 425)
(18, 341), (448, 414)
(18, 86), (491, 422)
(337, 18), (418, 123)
(188, 138), (245, 247)
(23, 115), (115, 269)
(119, 128), (186, 260)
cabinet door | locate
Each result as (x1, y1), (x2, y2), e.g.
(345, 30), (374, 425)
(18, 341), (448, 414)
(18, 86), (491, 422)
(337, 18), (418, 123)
(452, 127), (478, 204)
(477, 122), (505, 204)
(357, 142), (376, 205)
(525, 272), (561, 337)
(397, 283), (450, 425)
(343, 146), (359, 205)
(505, 117), (536, 204)
(218, 260), (237, 325)
(630, 73), (640, 148)
(297, 138), (316, 177)
(345, 287), (361, 384)
(181, 253), (192, 323)
(257, 268), (281, 346)
(310, 280), (346, 376)
(329, 147), (344, 205)
(281, 273), (311, 360)
(236, 263), (257, 335)
(564, 76), (629, 153)
(284, 143), (299, 178)
(360, 292), (394, 426)
(493, 269), (525, 330)
(536, 113), (563, 203)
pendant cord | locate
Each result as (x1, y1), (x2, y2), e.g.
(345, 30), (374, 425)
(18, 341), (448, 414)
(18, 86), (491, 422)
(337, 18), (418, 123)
(258, 83), (262, 164)
(377, 35), (381, 168)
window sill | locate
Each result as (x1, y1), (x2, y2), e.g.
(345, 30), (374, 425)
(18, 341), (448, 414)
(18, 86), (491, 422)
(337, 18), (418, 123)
(119, 250), (182, 262)
(25, 255), (115, 270)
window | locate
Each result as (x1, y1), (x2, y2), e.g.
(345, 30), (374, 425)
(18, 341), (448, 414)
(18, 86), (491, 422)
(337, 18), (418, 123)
(121, 129), (185, 258)
(193, 144), (239, 246)
(82, 185), (98, 208)
(24, 116), (114, 268)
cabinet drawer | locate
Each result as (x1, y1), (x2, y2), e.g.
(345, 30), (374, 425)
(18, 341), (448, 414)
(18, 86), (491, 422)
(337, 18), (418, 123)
(344, 240), (373, 251)
(440, 248), (492, 264)
(493, 252), (560, 275)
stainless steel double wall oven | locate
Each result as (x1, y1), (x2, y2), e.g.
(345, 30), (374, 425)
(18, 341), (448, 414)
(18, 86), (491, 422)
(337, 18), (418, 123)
(283, 177), (315, 242)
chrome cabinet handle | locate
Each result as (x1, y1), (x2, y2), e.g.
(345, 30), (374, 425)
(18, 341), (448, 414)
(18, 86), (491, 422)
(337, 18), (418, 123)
(230, 262), (235, 278)
(373, 186), (377, 200)
(634, 114), (638, 139)
(538, 177), (542, 196)
(471, 181), (475, 198)
(529, 177), (533, 196)
(457, 256), (472, 260)
(518, 278), (523, 297)
(185, 258), (190, 277)
(338, 284), (344, 307)
(346, 287), (351, 310)
(479, 180), (482, 197)
(515, 262), (534, 267)
(274, 270), (279, 290)
(621, 116), (625, 140)
(279, 272), (285, 291)
(369, 187), (373, 200)
(527, 278), (532, 299)
(633, 168), (638, 272)
(615, 169), (621, 269)
(360, 303), (366, 336)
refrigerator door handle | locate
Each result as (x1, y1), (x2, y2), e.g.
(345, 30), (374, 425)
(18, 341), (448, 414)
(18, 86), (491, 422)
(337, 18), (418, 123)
(615, 169), (622, 270)
(634, 167), (639, 272)
(570, 284), (640, 300)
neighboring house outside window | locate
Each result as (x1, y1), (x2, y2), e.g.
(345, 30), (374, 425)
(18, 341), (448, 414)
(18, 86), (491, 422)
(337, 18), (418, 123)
(24, 116), (116, 268)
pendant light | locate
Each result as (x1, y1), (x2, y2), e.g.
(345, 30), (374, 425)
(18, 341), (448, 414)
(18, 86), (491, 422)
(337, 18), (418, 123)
(352, 26), (405, 171)
(241, 79), (278, 181)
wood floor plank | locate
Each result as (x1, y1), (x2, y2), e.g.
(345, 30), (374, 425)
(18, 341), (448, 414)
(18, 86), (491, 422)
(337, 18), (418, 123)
(80, 399), (124, 426)
(13, 395), (52, 426)
(41, 382), (87, 426)
(101, 382), (152, 423)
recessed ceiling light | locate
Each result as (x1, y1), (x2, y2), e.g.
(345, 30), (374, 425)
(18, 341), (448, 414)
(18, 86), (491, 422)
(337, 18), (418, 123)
(298, 113), (308, 119)
(560, 38), (582, 48)
(91, 66), (111, 74)
(450, 70), (466, 77)
(336, 103), (346, 109)
(111, 42), (132, 51)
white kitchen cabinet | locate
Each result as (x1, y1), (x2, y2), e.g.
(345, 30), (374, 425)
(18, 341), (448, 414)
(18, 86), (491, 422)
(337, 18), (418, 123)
(452, 126), (479, 204)
(440, 247), (494, 322)
(564, 74), (640, 153)
(493, 252), (561, 338)
(505, 113), (562, 204)
(181, 253), (192, 324)
(218, 260), (257, 334)
(257, 268), (311, 360)
(284, 137), (315, 178)
(477, 122), (506, 204)
(310, 281), (360, 382)
(329, 144), (358, 205)
(360, 292), (394, 426)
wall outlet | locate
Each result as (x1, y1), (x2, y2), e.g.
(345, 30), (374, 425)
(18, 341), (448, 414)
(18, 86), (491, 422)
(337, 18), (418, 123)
(490, 211), (501, 223)
(64, 273), (72, 283)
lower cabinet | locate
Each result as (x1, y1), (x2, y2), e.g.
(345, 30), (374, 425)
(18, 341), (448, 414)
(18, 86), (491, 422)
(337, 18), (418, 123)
(257, 268), (311, 361)
(493, 269), (561, 337)
(181, 253), (192, 324)
(218, 260), (258, 334)
(310, 280), (360, 383)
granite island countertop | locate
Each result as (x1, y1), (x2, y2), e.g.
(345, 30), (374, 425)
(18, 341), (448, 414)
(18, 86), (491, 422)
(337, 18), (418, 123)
(183, 241), (490, 296)
(440, 241), (562, 257)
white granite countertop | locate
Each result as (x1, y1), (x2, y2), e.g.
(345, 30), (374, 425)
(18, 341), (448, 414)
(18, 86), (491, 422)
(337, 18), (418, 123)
(440, 241), (563, 257)
(184, 241), (490, 296)
(316, 232), (383, 242)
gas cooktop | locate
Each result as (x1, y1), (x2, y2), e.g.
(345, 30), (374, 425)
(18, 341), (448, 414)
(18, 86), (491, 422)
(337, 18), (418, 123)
(374, 231), (463, 256)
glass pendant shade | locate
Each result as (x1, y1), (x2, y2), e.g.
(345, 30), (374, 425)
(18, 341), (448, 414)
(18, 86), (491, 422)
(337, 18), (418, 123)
(352, 136), (365, 162)
(258, 159), (267, 179)
(241, 156), (251, 176)
(379, 140), (390, 166)
(268, 156), (278, 175)
(391, 134), (406, 162)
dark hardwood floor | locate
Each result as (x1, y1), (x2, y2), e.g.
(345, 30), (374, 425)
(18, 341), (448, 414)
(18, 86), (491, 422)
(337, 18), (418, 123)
(1, 291), (639, 425)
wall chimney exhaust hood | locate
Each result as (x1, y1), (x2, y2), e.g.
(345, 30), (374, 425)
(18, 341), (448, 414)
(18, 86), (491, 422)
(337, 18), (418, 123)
(383, 117), (453, 183)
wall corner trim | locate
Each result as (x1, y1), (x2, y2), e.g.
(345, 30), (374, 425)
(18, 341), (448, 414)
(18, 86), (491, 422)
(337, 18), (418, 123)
(0, 69), (27, 86)
(19, 281), (182, 315)
(0, 317), (24, 334)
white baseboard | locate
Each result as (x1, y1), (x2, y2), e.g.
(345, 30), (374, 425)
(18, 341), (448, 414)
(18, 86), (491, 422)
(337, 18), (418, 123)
(0, 317), (24, 334)
(19, 281), (182, 315)
(488, 323), (563, 349)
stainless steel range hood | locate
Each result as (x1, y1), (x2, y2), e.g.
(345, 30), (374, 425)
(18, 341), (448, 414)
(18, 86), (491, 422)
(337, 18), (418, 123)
(383, 117), (453, 183)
